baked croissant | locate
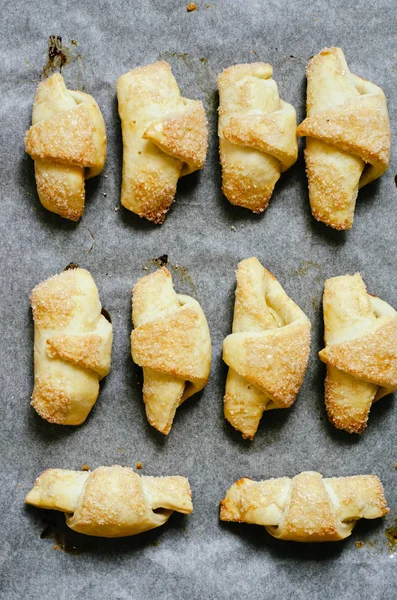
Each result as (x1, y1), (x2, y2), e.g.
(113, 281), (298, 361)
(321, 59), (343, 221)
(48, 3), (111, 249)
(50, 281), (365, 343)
(223, 258), (311, 439)
(218, 63), (298, 212)
(298, 47), (390, 230)
(31, 267), (113, 425)
(131, 267), (211, 434)
(117, 61), (208, 223)
(25, 465), (193, 538)
(25, 73), (106, 221)
(220, 471), (388, 542)
(319, 273), (397, 433)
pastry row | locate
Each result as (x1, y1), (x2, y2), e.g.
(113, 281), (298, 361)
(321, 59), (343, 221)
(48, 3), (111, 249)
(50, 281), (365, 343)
(25, 466), (389, 542)
(31, 261), (397, 436)
(25, 47), (391, 230)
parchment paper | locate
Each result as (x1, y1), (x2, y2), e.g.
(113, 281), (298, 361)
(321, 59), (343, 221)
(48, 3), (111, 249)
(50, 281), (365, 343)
(0, 1), (396, 598)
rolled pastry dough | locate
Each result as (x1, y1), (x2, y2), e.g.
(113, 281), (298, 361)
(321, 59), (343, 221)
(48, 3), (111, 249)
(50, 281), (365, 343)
(117, 61), (208, 223)
(218, 63), (298, 212)
(131, 267), (212, 434)
(319, 273), (397, 433)
(298, 47), (390, 230)
(25, 465), (193, 538)
(25, 73), (106, 221)
(223, 258), (311, 439)
(31, 267), (113, 425)
(220, 471), (388, 542)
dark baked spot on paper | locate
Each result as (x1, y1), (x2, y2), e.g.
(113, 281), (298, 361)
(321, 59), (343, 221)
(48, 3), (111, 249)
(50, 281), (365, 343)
(64, 263), (79, 271)
(101, 308), (112, 323)
(40, 515), (82, 555)
(42, 36), (70, 77)
(156, 254), (169, 267)
(385, 517), (397, 554)
(41, 35), (82, 79)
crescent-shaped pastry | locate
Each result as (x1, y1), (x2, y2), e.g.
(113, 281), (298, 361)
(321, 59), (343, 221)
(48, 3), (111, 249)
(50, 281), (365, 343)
(25, 465), (193, 538)
(131, 267), (211, 435)
(31, 267), (113, 425)
(223, 258), (311, 439)
(25, 73), (106, 221)
(218, 63), (298, 212)
(220, 471), (388, 542)
(319, 273), (397, 433)
(297, 47), (390, 230)
(117, 61), (208, 223)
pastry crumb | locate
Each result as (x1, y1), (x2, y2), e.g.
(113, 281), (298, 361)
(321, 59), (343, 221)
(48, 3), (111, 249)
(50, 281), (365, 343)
(114, 206), (120, 212)
(187, 3), (197, 11)
(355, 541), (364, 549)
(103, 193), (107, 197)
(81, 464), (90, 471)
(136, 462), (143, 470)
(230, 225), (236, 231)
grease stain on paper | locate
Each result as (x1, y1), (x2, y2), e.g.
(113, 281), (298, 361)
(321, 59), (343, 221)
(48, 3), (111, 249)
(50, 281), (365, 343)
(41, 36), (84, 88)
(289, 260), (323, 311)
(42, 36), (74, 77)
(159, 51), (217, 115)
(40, 518), (82, 555)
(142, 255), (197, 296)
(385, 517), (397, 555)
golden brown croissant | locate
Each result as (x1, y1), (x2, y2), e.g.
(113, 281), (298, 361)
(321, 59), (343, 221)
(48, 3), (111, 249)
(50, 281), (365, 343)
(223, 258), (311, 439)
(218, 63), (298, 212)
(31, 267), (113, 425)
(25, 465), (193, 537)
(117, 61), (208, 223)
(319, 273), (397, 433)
(220, 471), (388, 542)
(25, 74), (106, 221)
(298, 47), (390, 230)
(131, 267), (211, 434)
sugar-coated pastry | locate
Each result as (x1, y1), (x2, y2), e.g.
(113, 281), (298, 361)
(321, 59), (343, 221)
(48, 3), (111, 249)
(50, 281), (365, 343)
(298, 48), (390, 230)
(25, 465), (193, 537)
(131, 267), (211, 435)
(223, 258), (311, 439)
(31, 267), (112, 425)
(319, 273), (397, 433)
(220, 471), (388, 542)
(117, 61), (208, 223)
(25, 74), (106, 221)
(218, 63), (298, 212)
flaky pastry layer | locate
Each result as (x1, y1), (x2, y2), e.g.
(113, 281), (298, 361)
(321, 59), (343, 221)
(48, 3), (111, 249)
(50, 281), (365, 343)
(220, 471), (388, 542)
(223, 257), (311, 439)
(319, 273), (397, 433)
(298, 47), (390, 230)
(25, 74), (106, 221)
(26, 465), (192, 537)
(117, 61), (208, 223)
(218, 63), (297, 212)
(131, 267), (211, 434)
(31, 267), (112, 425)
